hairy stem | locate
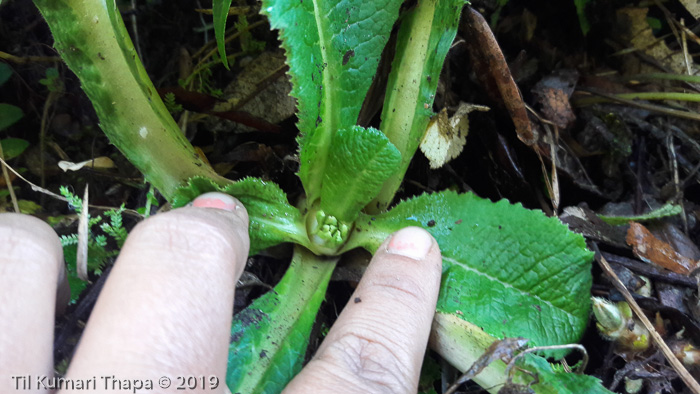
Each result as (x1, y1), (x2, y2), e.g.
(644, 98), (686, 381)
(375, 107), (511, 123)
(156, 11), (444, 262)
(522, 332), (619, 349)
(227, 246), (338, 393)
(369, 0), (462, 212)
(33, 0), (229, 200)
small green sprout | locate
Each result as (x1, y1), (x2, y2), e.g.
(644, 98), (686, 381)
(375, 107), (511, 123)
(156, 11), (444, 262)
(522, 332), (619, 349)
(306, 209), (350, 255)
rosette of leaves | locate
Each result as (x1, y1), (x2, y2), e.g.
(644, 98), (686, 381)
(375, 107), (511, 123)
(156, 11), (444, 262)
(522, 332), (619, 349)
(199, 0), (597, 392)
(33, 0), (604, 392)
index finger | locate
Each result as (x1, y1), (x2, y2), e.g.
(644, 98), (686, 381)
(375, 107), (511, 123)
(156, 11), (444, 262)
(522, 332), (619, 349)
(284, 227), (442, 394)
(63, 193), (249, 392)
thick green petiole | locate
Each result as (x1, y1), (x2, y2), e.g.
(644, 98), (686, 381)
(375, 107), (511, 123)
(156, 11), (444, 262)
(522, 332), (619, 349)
(32, 0), (229, 200)
(227, 246), (338, 393)
(369, 0), (464, 212)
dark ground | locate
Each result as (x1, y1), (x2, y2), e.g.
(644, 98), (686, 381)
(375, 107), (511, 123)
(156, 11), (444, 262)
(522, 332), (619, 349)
(1, 0), (700, 392)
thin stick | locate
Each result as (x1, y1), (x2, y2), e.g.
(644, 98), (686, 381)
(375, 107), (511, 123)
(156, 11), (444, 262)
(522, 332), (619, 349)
(0, 155), (143, 219)
(576, 91), (700, 104)
(622, 73), (700, 84)
(0, 51), (62, 64)
(0, 142), (19, 212)
(39, 90), (58, 197)
(593, 244), (700, 394)
(77, 185), (89, 281)
(129, 0), (142, 61)
(666, 134), (688, 233)
(575, 89), (700, 122)
(525, 105), (560, 214)
(504, 344), (589, 381)
(681, 19), (692, 76)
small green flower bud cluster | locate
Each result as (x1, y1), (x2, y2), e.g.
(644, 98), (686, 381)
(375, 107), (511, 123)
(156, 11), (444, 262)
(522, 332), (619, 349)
(591, 297), (649, 352)
(315, 210), (349, 245)
(306, 209), (350, 255)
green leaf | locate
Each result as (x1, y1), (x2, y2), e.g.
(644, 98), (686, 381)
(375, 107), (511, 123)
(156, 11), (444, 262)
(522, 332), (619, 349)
(18, 199), (42, 214)
(0, 62), (12, 86)
(418, 355), (441, 394)
(0, 138), (29, 159)
(371, 0), (465, 211)
(227, 246), (337, 394)
(212, 0), (234, 70)
(320, 126), (401, 222)
(39, 67), (63, 92)
(598, 202), (682, 225)
(262, 0), (404, 204)
(63, 241), (115, 303)
(0, 103), (23, 131)
(574, 0), (592, 36)
(236, 15), (265, 53)
(172, 176), (311, 254)
(348, 191), (594, 350)
(520, 354), (614, 394)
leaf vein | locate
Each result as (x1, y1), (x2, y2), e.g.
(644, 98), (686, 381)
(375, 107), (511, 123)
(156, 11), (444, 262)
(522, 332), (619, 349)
(442, 255), (581, 324)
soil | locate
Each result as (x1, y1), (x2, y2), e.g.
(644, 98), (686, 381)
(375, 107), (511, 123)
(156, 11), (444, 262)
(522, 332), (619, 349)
(1, 0), (700, 392)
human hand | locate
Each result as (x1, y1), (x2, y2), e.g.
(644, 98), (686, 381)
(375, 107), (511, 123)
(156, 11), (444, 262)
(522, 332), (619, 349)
(0, 192), (442, 393)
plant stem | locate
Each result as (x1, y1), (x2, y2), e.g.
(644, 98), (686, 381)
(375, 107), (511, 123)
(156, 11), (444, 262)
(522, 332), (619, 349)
(32, 0), (229, 200)
(371, 1), (436, 213)
(369, 0), (462, 212)
(227, 246), (338, 393)
(576, 91), (700, 104)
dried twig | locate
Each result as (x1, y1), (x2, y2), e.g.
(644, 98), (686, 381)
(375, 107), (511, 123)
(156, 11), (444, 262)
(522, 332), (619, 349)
(0, 51), (62, 64)
(576, 89), (700, 122)
(0, 155), (143, 219)
(77, 185), (89, 281)
(0, 142), (19, 212)
(526, 106), (560, 214)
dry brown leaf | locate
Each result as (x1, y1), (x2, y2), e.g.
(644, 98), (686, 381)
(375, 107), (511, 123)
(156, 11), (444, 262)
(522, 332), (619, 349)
(614, 7), (691, 75)
(463, 7), (537, 146)
(532, 70), (579, 130)
(419, 102), (489, 169)
(626, 222), (698, 275)
(679, 0), (700, 20)
(210, 51), (296, 134)
(58, 156), (115, 172)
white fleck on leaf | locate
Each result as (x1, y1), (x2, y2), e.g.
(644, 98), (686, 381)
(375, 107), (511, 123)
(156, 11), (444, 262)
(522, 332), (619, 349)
(419, 102), (489, 169)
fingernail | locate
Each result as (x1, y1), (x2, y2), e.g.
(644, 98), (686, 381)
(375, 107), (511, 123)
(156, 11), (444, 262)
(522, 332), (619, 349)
(191, 192), (238, 212)
(385, 227), (433, 261)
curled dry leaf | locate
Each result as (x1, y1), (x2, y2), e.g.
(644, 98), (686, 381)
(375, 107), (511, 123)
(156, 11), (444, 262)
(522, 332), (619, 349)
(626, 222), (698, 275)
(463, 7), (536, 146)
(419, 102), (489, 169)
(58, 156), (115, 172)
